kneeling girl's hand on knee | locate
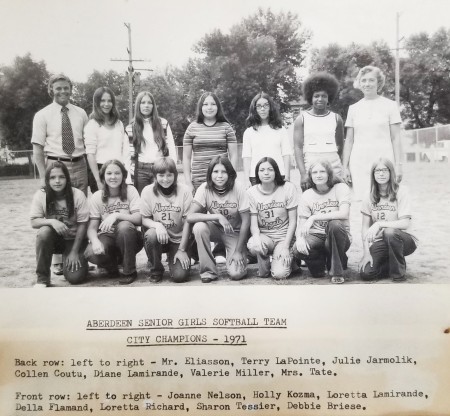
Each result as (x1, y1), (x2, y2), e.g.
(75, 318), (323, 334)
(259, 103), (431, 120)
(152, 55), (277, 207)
(296, 237), (310, 255)
(218, 215), (234, 235)
(229, 250), (246, 270)
(174, 250), (190, 270)
(66, 251), (82, 273)
(366, 222), (381, 244)
(91, 240), (105, 255)
(155, 223), (169, 245)
(277, 246), (292, 267)
(51, 219), (69, 236)
(99, 213), (119, 233)
(359, 253), (373, 272)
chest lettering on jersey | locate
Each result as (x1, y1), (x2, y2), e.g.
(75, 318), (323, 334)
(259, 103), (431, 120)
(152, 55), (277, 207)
(257, 200), (285, 211)
(154, 203), (181, 213)
(312, 199), (339, 213)
(371, 202), (396, 212)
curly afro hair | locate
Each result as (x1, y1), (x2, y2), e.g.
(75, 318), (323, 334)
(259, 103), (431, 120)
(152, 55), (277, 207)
(302, 72), (340, 105)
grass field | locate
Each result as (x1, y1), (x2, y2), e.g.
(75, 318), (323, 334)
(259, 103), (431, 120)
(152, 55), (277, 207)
(0, 162), (448, 287)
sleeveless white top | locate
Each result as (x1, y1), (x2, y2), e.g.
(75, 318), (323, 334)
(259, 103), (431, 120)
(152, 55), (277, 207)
(302, 110), (338, 153)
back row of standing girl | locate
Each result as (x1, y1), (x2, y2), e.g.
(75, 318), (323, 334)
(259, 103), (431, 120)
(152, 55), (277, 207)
(83, 65), (402, 202)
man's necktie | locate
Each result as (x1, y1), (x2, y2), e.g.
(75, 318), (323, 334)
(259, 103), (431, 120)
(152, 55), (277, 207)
(61, 106), (75, 155)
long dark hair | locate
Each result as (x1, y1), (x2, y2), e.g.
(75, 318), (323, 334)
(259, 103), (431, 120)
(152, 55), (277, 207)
(90, 87), (120, 126)
(132, 91), (168, 156)
(255, 157), (285, 186)
(206, 156), (237, 194)
(100, 160), (128, 202)
(370, 158), (399, 204)
(307, 159), (342, 191)
(195, 92), (229, 124)
(152, 157), (178, 196)
(245, 92), (282, 130)
(45, 161), (75, 218)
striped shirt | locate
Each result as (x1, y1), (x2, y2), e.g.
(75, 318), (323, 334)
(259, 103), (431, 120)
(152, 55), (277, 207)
(183, 122), (236, 190)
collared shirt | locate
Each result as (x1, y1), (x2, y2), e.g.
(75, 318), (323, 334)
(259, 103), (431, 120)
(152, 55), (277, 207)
(31, 102), (88, 158)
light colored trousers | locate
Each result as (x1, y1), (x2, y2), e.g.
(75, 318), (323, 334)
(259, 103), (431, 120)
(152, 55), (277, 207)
(247, 234), (292, 279)
(193, 222), (247, 281)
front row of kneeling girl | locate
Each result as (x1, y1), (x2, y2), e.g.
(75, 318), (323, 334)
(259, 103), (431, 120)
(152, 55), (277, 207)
(30, 156), (416, 287)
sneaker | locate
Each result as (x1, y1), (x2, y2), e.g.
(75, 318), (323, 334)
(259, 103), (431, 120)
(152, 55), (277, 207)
(201, 275), (218, 283)
(247, 253), (257, 264)
(215, 255), (226, 264)
(392, 275), (406, 282)
(52, 263), (63, 276)
(33, 283), (48, 288)
(149, 274), (163, 283)
(330, 276), (345, 284)
(119, 272), (137, 285)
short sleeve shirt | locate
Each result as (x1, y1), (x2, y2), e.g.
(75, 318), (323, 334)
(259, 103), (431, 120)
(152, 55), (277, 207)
(361, 186), (411, 224)
(194, 182), (250, 232)
(31, 102), (88, 158)
(298, 183), (351, 235)
(89, 185), (140, 234)
(140, 183), (193, 243)
(30, 187), (89, 240)
(183, 122), (237, 188)
(247, 181), (298, 241)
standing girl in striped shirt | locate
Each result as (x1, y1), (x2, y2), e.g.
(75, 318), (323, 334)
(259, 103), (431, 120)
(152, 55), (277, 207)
(183, 92), (238, 193)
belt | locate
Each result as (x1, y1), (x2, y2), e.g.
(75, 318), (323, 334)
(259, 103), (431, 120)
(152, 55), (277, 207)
(47, 155), (84, 162)
(136, 161), (154, 168)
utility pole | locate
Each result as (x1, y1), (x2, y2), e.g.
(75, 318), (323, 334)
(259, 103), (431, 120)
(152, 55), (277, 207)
(111, 23), (152, 123)
(395, 12), (402, 107)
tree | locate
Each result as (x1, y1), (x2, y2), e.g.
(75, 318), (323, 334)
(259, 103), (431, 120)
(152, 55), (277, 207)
(0, 54), (50, 151)
(309, 41), (395, 120)
(175, 8), (309, 139)
(400, 28), (450, 128)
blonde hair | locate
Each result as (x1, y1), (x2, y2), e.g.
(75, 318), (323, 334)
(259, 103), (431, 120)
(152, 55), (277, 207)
(353, 66), (385, 93)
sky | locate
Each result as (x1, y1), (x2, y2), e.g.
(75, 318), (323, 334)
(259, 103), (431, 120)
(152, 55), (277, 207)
(1, 0), (450, 82)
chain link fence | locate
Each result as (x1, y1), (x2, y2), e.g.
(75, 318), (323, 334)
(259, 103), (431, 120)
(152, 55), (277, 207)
(0, 149), (36, 178)
(402, 125), (450, 163)
(1, 127), (448, 179)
